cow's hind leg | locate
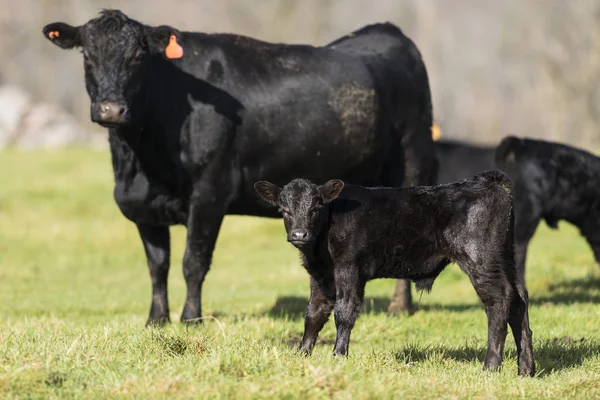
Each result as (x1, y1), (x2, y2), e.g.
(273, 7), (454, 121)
(299, 277), (335, 355)
(513, 198), (541, 282)
(138, 224), (171, 326)
(385, 101), (438, 315)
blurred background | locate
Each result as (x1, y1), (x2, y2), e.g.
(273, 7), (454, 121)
(0, 0), (599, 149)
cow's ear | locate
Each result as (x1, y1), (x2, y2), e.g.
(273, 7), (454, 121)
(254, 181), (281, 207)
(145, 26), (184, 59)
(42, 22), (82, 49)
(319, 179), (344, 204)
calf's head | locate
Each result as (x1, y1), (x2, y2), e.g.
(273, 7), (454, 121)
(254, 178), (344, 249)
(42, 10), (183, 127)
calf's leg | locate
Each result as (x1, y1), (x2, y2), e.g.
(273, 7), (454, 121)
(585, 237), (600, 265)
(465, 265), (512, 372)
(298, 277), (334, 355)
(508, 283), (535, 376)
(138, 224), (171, 326)
(332, 268), (365, 356)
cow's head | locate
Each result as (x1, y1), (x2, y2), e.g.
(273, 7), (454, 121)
(254, 178), (344, 249)
(43, 10), (183, 127)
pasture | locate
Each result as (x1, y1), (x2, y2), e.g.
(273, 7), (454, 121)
(1, 149), (599, 399)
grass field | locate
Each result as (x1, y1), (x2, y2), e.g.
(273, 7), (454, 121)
(1, 149), (599, 399)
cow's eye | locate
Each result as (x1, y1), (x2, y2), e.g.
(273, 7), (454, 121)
(129, 51), (144, 64)
(281, 210), (290, 218)
(310, 208), (319, 217)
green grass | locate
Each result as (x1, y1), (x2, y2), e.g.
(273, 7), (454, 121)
(1, 149), (599, 399)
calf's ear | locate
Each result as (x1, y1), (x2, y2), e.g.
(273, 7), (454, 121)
(254, 181), (281, 207)
(42, 23), (82, 49)
(145, 26), (184, 59)
(320, 179), (344, 203)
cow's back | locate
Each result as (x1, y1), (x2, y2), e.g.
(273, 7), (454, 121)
(435, 140), (495, 184)
(496, 136), (600, 228)
(327, 23), (428, 103)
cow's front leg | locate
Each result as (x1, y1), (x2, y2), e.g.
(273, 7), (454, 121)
(180, 199), (226, 324)
(138, 224), (171, 326)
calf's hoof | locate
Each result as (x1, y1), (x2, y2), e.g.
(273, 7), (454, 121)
(332, 349), (348, 358)
(297, 345), (312, 357)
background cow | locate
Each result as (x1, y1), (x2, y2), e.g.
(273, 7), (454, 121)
(42, 10), (436, 325)
(496, 136), (600, 278)
(254, 172), (535, 376)
(435, 140), (495, 184)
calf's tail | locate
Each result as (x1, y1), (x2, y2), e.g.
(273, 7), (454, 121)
(472, 169), (513, 195)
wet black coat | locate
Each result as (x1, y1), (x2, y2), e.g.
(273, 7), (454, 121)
(255, 171), (534, 376)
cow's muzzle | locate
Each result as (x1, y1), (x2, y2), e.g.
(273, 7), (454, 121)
(91, 101), (130, 126)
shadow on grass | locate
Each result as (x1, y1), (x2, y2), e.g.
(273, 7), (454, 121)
(393, 336), (599, 376)
(530, 276), (600, 306)
(267, 276), (600, 320)
(267, 296), (482, 320)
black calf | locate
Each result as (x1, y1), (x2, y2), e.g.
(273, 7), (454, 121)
(496, 136), (600, 276)
(255, 171), (535, 376)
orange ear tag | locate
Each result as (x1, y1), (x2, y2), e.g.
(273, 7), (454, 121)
(49, 31), (60, 39)
(165, 35), (183, 59)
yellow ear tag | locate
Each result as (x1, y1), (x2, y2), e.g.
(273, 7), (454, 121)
(432, 123), (441, 141)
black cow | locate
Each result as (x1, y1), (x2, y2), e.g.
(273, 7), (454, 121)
(496, 136), (600, 276)
(42, 10), (436, 325)
(435, 140), (495, 184)
(253, 171), (535, 376)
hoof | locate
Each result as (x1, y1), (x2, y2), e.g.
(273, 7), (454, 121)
(518, 365), (536, 377)
(332, 351), (348, 358)
(180, 316), (204, 325)
(483, 362), (502, 373)
(297, 346), (312, 357)
(386, 301), (415, 316)
(145, 316), (170, 327)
